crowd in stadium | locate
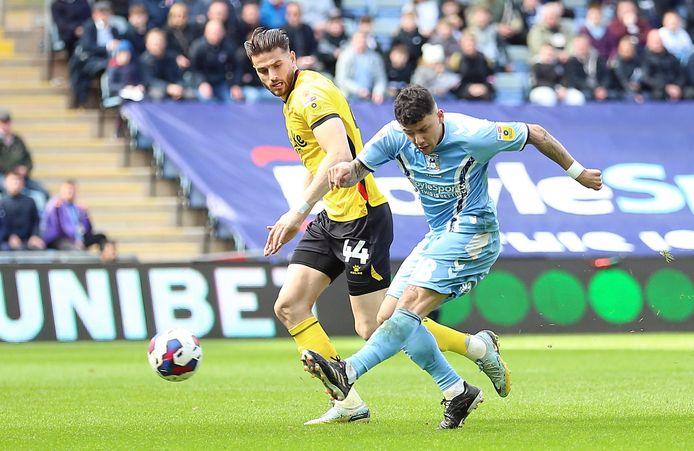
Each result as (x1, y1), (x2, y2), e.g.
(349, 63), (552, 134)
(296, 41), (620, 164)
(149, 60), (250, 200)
(51, 0), (694, 107)
(0, 110), (115, 259)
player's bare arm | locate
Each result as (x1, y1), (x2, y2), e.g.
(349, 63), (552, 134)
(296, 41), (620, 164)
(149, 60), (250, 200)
(328, 159), (371, 190)
(527, 123), (603, 191)
(264, 117), (353, 256)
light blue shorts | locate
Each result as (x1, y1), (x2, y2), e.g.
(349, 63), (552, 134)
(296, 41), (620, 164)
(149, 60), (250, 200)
(387, 230), (500, 301)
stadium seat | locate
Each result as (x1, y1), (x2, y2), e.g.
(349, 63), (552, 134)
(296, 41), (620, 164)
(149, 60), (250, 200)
(493, 72), (528, 105)
(506, 45), (531, 71)
(341, 0), (369, 19)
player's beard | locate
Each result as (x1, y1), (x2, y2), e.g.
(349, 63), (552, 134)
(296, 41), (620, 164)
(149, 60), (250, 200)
(265, 72), (294, 98)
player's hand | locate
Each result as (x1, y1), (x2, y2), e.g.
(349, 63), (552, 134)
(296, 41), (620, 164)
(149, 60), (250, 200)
(576, 168), (603, 190)
(264, 210), (304, 256)
(328, 162), (353, 190)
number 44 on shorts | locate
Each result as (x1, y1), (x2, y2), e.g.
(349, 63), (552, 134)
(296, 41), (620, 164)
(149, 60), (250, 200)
(342, 239), (370, 264)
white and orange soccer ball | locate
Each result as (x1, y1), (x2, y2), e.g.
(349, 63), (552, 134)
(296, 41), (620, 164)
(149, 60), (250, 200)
(147, 328), (202, 382)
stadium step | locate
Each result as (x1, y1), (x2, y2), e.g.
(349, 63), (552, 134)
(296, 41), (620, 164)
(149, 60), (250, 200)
(43, 181), (148, 196)
(30, 139), (122, 152)
(107, 226), (205, 241)
(90, 210), (175, 227)
(0, 66), (41, 81)
(0, 2), (214, 263)
(34, 152), (122, 166)
(10, 109), (98, 123)
(0, 80), (68, 95)
(32, 166), (151, 180)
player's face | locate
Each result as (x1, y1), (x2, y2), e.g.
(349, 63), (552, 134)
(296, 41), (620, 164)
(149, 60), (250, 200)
(400, 109), (445, 155)
(251, 48), (297, 99)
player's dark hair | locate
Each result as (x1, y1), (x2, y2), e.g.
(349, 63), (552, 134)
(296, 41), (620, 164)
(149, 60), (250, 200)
(244, 27), (290, 60)
(394, 85), (436, 126)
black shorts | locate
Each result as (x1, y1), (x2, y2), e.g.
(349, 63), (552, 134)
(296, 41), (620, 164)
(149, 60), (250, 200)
(290, 203), (393, 296)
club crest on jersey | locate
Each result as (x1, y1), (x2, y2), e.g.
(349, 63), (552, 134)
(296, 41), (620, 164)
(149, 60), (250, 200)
(425, 154), (441, 172)
(496, 124), (515, 141)
(303, 94), (319, 109)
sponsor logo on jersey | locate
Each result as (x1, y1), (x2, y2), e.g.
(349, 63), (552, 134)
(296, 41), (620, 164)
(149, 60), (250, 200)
(496, 124), (515, 141)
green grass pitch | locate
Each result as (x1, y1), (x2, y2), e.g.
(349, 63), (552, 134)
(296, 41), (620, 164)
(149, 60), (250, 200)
(2, 334), (693, 450)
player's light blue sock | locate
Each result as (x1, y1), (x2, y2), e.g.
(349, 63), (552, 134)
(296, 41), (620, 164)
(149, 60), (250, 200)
(402, 323), (462, 392)
(347, 308), (421, 378)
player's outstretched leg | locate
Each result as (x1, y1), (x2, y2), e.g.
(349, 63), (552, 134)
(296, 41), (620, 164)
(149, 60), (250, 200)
(302, 350), (353, 401)
(401, 319), (484, 429)
(303, 399), (370, 425)
(438, 382), (484, 429)
(290, 316), (370, 423)
(474, 330), (511, 398)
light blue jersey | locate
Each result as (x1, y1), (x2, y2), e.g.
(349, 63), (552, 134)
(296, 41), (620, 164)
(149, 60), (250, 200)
(358, 113), (528, 298)
(359, 113), (528, 234)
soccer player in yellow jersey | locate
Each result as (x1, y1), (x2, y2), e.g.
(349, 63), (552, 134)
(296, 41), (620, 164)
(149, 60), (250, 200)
(244, 28), (507, 425)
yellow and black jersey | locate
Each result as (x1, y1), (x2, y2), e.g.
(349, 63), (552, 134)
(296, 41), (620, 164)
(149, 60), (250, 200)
(282, 70), (387, 222)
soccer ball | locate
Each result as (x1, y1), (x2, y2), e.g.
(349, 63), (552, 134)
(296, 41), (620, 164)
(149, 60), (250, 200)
(147, 328), (202, 382)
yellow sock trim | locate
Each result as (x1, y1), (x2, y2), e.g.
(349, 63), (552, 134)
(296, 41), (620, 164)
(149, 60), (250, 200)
(288, 316), (339, 360)
(423, 317), (470, 355)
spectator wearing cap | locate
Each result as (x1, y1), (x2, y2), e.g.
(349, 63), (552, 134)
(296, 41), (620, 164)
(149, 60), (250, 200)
(335, 31), (387, 104)
(283, 2), (319, 70)
(42, 180), (108, 252)
(140, 28), (194, 100)
(0, 110), (50, 208)
(0, 172), (45, 251)
(50, 0), (92, 57)
(69, 1), (129, 107)
(316, 12), (348, 77)
(107, 40), (145, 101)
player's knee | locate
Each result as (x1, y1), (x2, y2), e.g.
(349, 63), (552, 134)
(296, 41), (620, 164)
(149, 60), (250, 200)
(376, 311), (390, 326)
(273, 297), (296, 325)
(354, 319), (378, 340)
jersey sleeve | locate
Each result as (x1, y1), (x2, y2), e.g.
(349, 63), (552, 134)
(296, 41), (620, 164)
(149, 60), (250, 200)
(467, 121), (529, 164)
(296, 83), (342, 130)
(357, 122), (402, 171)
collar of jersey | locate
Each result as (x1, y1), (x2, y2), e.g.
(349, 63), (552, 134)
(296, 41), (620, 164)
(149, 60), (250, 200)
(282, 69), (301, 103)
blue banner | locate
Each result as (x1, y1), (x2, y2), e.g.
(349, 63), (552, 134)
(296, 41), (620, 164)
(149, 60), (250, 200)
(122, 101), (694, 259)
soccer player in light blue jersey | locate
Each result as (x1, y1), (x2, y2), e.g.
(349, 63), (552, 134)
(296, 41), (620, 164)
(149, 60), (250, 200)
(301, 85), (603, 429)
